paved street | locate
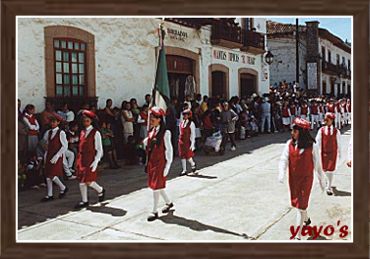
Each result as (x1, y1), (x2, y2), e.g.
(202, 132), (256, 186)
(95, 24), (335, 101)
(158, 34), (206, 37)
(18, 127), (352, 241)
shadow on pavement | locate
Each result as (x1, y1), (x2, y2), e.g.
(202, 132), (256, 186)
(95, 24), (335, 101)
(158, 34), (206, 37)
(186, 174), (218, 179)
(87, 202), (127, 217)
(332, 187), (351, 197)
(157, 211), (249, 239)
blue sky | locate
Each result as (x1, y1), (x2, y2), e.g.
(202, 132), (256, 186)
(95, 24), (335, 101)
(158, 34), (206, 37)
(267, 17), (352, 43)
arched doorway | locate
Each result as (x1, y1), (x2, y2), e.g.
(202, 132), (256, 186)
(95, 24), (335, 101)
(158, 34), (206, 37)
(322, 81), (327, 95)
(209, 64), (229, 99)
(238, 68), (258, 98)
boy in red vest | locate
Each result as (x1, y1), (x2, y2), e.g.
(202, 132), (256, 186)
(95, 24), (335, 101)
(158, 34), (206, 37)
(41, 116), (68, 201)
(310, 100), (319, 130)
(281, 102), (291, 131)
(178, 109), (197, 176)
(298, 101), (309, 121)
(334, 100), (342, 130)
(75, 110), (105, 208)
(144, 106), (174, 221)
(315, 112), (342, 196)
(279, 117), (324, 240)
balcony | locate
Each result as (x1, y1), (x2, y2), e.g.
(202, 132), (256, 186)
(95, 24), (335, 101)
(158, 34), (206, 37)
(322, 62), (351, 80)
(211, 20), (243, 49)
(241, 30), (265, 54)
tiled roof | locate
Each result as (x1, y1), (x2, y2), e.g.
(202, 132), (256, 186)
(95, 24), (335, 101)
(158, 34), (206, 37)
(267, 20), (306, 35)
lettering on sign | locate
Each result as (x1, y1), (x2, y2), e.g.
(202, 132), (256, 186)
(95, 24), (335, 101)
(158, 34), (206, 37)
(167, 28), (188, 42)
(307, 62), (318, 89)
(213, 49), (255, 65)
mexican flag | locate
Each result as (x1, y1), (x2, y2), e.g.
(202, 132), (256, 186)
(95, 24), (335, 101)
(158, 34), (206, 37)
(151, 24), (170, 111)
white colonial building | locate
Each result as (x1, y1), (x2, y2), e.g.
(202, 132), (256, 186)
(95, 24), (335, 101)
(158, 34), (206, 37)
(267, 20), (351, 97)
(18, 17), (270, 112)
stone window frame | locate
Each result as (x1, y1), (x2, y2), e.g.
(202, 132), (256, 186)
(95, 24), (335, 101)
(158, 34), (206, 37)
(44, 25), (96, 98)
(208, 64), (229, 99)
(238, 68), (259, 97)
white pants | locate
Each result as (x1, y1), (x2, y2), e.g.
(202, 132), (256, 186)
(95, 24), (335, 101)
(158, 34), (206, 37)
(311, 115), (319, 129)
(300, 115), (307, 120)
(63, 149), (75, 177)
(261, 113), (271, 133)
(318, 113), (324, 124)
(335, 113), (341, 129)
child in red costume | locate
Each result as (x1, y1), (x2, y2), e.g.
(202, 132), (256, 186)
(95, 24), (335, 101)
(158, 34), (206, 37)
(315, 112), (341, 196)
(144, 106), (174, 221)
(75, 110), (105, 208)
(41, 116), (68, 201)
(178, 109), (197, 176)
(279, 117), (324, 240)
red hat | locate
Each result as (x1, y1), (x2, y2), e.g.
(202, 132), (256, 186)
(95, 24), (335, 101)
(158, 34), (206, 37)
(182, 109), (192, 117)
(150, 106), (165, 117)
(325, 112), (336, 120)
(292, 117), (311, 130)
(82, 110), (96, 119)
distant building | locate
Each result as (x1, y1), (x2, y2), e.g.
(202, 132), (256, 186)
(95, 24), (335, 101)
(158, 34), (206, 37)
(17, 17), (270, 112)
(267, 20), (351, 97)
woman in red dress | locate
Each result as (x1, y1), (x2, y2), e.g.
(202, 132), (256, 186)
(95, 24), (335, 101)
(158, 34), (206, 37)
(178, 109), (197, 176)
(279, 117), (325, 240)
(75, 110), (105, 208)
(41, 116), (68, 201)
(144, 106), (174, 221)
(315, 112), (341, 196)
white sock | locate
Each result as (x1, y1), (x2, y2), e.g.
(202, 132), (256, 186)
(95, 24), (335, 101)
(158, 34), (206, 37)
(296, 209), (305, 239)
(52, 176), (66, 192)
(88, 181), (103, 194)
(46, 178), (53, 197)
(325, 172), (334, 189)
(152, 190), (160, 213)
(302, 209), (308, 222)
(79, 183), (88, 202)
(181, 159), (187, 172)
(160, 189), (171, 204)
(188, 158), (195, 167)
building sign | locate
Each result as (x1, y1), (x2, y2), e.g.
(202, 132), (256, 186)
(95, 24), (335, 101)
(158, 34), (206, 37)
(307, 62), (318, 89)
(167, 28), (188, 42)
(213, 49), (256, 65)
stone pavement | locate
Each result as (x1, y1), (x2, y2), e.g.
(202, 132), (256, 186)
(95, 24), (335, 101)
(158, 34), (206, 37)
(17, 127), (352, 241)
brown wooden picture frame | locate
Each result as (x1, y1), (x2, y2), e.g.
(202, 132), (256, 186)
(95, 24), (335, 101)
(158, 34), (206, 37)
(2, 0), (369, 258)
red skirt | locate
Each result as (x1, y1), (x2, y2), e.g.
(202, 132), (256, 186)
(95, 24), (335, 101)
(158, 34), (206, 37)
(147, 167), (166, 190)
(44, 157), (63, 178)
(288, 173), (313, 210)
(178, 140), (194, 159)
(76, 156), (98, 183)
(322, 152), (337, 172)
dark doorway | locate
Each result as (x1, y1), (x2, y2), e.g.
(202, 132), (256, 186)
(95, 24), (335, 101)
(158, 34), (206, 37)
(330, 80), (335, 97)
(211, 71), (227, 99)
(168, 73), (189, 102)
(240, 73), (256, 98)
(322, 81), (327, 96)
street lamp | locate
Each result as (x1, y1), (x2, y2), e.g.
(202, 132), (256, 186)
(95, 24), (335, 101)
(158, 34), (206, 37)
(265, 50), (274, 65)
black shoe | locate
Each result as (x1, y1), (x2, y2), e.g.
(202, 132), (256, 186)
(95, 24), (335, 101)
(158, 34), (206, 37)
(74, 201), (89, 209)
(191, 164), (197, 173)
(41, 196), (54, 202)
(98, 188), (106, 202)
(147, 212), (159, 222)
(326, 188), (333, 196)
(304, 217), (311, 226)
(179, 171), (187, 176)
(59, 187), (69, 199)
(162, 203), (174, 213)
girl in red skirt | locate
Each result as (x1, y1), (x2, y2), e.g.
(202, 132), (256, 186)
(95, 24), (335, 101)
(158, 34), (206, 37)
(41, 116), (68, 201)
(178, 109), (197, 176)
(315, 112), (342, 196)
(279, 117), (325, 240)
(75, 110), (105, 208)
(144, 106), (174, 221)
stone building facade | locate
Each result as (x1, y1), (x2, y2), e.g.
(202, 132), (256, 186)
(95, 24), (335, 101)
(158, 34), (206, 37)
(17, 17), (270, 112)
(267, 20), (351, 97)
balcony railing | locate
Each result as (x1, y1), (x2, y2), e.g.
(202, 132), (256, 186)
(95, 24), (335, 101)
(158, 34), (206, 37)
(211, 20), (243, 48)
(241, 30), (265, 52)
(322, 61), (351, 79)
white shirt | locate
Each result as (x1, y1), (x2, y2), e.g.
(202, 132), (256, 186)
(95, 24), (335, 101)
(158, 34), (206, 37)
(315, 125), (342, 171)
(23, 113), (40, 131)
(84, 125), (103, 164)
(347, 136), (352, 162)
(180, 120), (196, 150)
(278, 139), (323, 184)
(42, 127), (68, 159)
(143, 126), (173, 175)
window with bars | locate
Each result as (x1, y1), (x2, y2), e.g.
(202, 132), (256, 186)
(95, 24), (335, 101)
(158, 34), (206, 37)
(54, 39), (86, 97)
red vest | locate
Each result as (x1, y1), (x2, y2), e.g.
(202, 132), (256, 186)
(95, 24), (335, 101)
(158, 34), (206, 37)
(288, 140), (314, 209)
(310, 104), (318, 115)
(76, 128), (98, 183)
(301, 106), (308, 115)
(347, 103), (351, 112)
(321, 127), (338, 172)
(178, 121), (194, 159)
(290, 106), (296, 115)
(146, 128), (167, 190)
(341, 103), (347, 113)
(44, 129), (63, 178)
(25, 114), (39, 136)
(282, 107), (290, 117)
(327, 103), (335, 113)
